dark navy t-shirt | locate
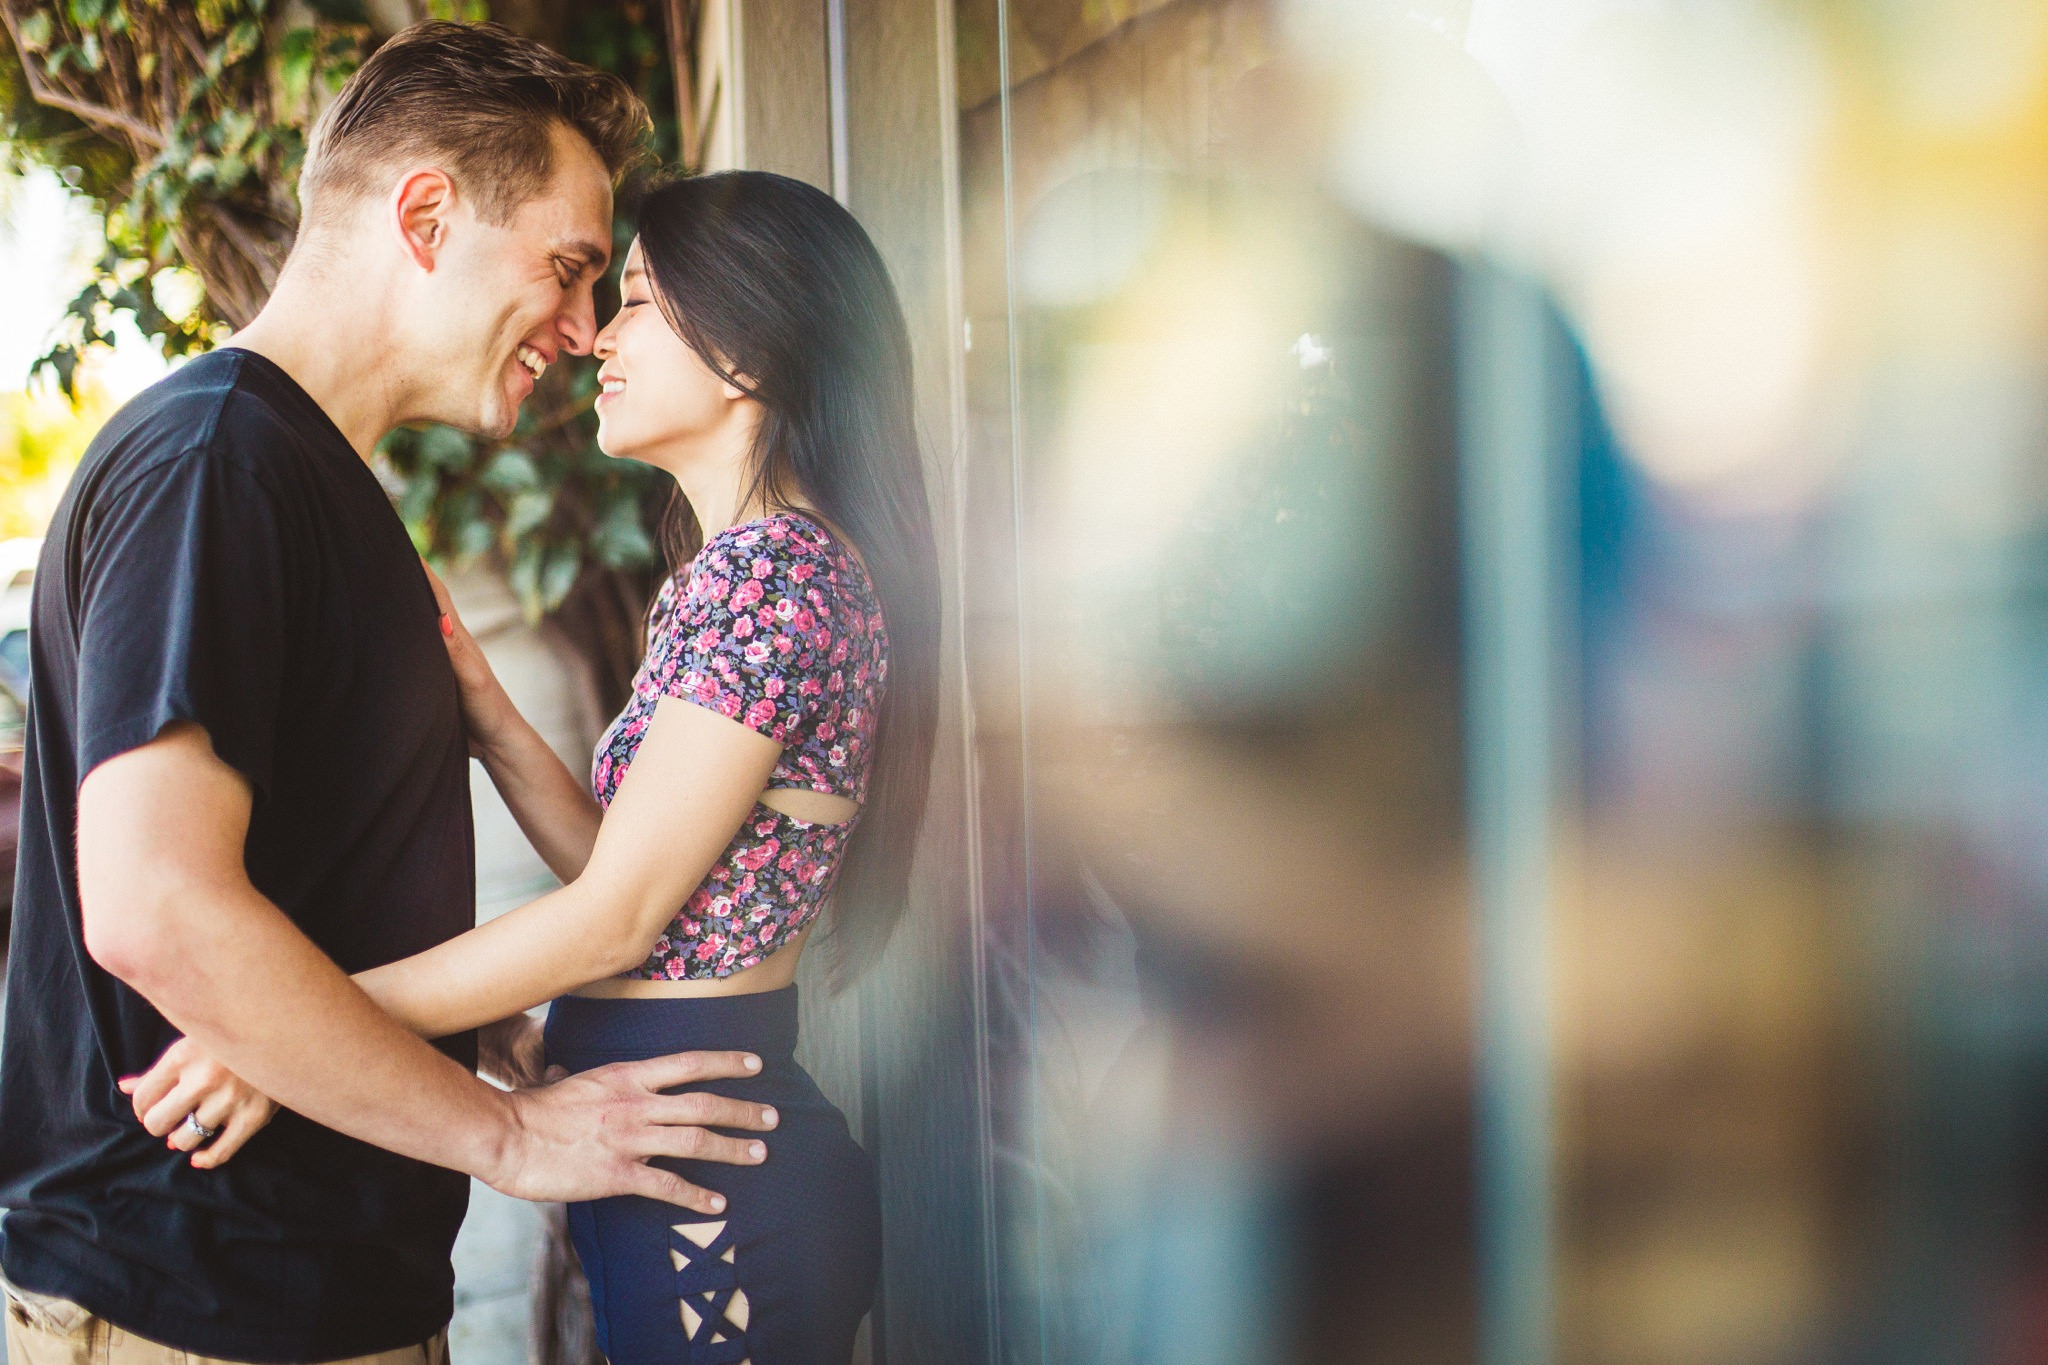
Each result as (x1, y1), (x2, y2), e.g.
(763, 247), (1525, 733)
(0, 349), (477, 1361)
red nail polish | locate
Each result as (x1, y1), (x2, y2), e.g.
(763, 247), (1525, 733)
(439, 613), (454, 637)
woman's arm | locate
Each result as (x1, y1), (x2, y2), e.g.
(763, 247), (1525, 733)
(424, 563), (607, 882)
(355, 695), (783, 1039)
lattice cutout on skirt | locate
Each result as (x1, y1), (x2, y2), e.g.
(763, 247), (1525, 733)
(671, 1219), (752, 1364)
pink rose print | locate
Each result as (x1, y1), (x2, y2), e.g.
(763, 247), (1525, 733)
(601, 512), (886, 983)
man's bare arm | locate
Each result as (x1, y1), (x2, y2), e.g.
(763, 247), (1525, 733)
(78, 723), (772, 1210)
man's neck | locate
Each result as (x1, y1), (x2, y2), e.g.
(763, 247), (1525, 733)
(225, 272), (410, 462)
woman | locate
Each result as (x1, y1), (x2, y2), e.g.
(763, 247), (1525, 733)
(119, 170), (941, 1363)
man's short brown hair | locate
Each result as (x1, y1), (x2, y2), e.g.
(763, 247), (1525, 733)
(299, 21), (651, 227)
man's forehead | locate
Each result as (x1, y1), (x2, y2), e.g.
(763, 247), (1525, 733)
(517, 125), (614, 265)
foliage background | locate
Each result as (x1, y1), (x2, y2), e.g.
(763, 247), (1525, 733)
(0, 0), (687, 700)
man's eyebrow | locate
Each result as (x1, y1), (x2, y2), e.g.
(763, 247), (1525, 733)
(553, 238), (610, 275)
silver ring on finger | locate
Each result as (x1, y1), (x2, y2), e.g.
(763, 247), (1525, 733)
(183, 1112), (220, 1144)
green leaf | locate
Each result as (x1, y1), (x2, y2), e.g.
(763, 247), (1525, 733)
(223, 20), (260, 66)
(215, 109), (256, 155)
(416, 425), (473, 471)
(18, 12), (51, 50)
(541, 542), (583, 611)
(68, 0), (107, 27)
(277, 28), (316, 101)
(398, 468), (440, 526)
(507, 540), (544, 618)
(481, 447), (540, 494)
(452, 515), (497, 563)
(505, 489), (553, 539)
(305, 0), (371, 23)
(591, 499), (655, 568)
(44, 346), (80, 400)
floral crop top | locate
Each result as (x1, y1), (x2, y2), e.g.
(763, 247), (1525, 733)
(592, 512), (888, 979)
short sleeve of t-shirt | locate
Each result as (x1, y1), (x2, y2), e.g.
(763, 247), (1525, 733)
(654, 531), (836, 743)
(74, 451), (294, 795)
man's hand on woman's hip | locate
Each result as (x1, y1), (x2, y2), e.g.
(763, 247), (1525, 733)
(484, 1049), (776, 1213)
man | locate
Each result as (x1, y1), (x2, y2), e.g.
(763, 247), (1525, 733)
(0, 23), (773, 1363)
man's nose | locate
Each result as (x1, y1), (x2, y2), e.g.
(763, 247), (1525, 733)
(556, 289), (599, 357)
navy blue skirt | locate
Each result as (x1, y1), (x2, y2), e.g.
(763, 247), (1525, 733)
(544, 988), (880, 1365)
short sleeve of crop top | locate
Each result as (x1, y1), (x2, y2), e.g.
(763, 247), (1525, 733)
(616, 515), (883, 803)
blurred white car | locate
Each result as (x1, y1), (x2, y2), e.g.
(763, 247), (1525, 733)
(0, 537), (37, 698)
(0, 539), (28, 933)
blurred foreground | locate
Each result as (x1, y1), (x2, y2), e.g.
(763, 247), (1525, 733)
(941, 2), (2048, 1363)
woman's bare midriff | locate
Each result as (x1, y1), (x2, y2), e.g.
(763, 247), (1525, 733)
(569, 785), (852, 999)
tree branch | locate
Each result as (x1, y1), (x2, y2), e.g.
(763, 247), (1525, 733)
(0, 4), (167, 151)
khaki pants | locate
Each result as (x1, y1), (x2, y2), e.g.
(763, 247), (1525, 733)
(2, 1277), (449, 1365)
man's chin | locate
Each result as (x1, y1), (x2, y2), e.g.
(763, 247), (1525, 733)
(472, 394), (521, 441)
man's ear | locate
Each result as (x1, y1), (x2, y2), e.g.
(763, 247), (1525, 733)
(391, 167), (457, 271)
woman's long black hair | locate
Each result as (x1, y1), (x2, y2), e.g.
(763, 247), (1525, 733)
(635, 171), (940, 984)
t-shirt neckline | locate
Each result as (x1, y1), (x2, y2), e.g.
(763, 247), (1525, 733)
(212, 346), (365, 469)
